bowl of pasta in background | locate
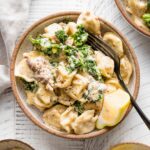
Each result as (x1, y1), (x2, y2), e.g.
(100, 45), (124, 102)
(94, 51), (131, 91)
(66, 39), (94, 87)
(115, 0), (150, 37)
(110, 142), (150, 150)
(0, 139), (34, 150)
(10, 11), (140, 139)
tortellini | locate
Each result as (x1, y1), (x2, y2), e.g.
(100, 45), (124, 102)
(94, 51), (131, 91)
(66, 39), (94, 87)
(84, 101), (103, 114)
(26, 92), (50, 111)
(36, 84), (57, 104)
(26, 84), (57, 111)
(77, 11), (101, 35)
(43, 104), (67, 129)
(103, 32), (124, 58)
(72, 110), (98, 134)
(65, 74), (89, 101)
(60, 107), (78, 133)
(58, 89), (75, 106)
(65, 22), (77, 35)
(120, 56), (133, 85)
(126, 0), (147, 17)
(55, 62), (76, 88)
(95, 51), (114, 78)
(15, 58), (35, 82)
(105, 78), (122, 93)
(43, 23), (62, 42)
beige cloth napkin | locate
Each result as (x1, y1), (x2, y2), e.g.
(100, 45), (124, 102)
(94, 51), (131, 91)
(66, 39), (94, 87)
(0, 0), (31, 93)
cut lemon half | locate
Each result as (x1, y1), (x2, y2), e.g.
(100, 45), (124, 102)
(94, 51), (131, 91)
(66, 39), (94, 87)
(96, 89), (130, 129)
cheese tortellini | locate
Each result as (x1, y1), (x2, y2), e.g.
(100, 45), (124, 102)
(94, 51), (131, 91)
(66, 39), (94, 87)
(65, 22), (77, 35)
(120, 56), (133, 85)
(65, 74), (89, 101)
(15, 12), (133, 135)
(15, 58), (35, 82)
(77, 11), (101, 35)
(124, 0), (150, 31)
(43, 104), (67, 129)
(72, 110), (98, 134)
(103, 32), (124, 58)
(60, 107), (78, 133)
(58, 89), (75, 106)
(43, 23), (63, 41)
(55, 62), (76, 88)
(95, 51), (114, 78)
(105, 78), (122, 93)
(26, 84), (56, 111)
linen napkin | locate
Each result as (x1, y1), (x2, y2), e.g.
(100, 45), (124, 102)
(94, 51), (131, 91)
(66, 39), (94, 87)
(0, 0), (31, 93)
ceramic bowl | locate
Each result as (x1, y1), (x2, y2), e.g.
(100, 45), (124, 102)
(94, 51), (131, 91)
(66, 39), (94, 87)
(110, 142), (150, 150)
(115, 0), (150, 37)
(0, 139), (34, 150)
(10, 11), (140, 139)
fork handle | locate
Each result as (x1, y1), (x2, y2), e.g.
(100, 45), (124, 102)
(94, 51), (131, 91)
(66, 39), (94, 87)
(117, 73), (150, 130)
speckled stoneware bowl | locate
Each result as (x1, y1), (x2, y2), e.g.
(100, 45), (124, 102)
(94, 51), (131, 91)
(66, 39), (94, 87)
(115, 0), (150, 37)
(10, 11), (140, 139)
(110, 142), (150, 150)
(0, 139), (34, 150)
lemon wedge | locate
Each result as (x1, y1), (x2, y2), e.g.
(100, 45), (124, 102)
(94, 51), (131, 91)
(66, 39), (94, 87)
(96, 89), (130, 129)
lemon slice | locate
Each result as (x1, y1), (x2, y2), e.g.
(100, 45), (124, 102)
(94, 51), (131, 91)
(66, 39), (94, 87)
(96, 89), (130, 129)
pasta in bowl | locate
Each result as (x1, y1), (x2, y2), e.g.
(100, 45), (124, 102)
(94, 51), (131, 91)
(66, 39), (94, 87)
(11, 11), (140, 139)
(115, 0), (150, 37)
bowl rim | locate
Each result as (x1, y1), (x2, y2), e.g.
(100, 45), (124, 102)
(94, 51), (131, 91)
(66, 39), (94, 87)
(10, 11), (140, 139)
(0, 139), (35, 150)
(115, 0), (150, 37)
(109, 142), (150, 150)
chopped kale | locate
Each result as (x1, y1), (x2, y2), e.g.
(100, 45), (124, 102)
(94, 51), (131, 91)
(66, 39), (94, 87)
(143, 13), (150, 27)
(84, 58), (103, 81)
(29, 36), (62, 56)
(74, 101), (84, 115)
(64, 46), (102, 81)
(29, 36), (51, 51)
(73, 25), (88, 47)
(148, 0), (150, 9)
(67, 55), (84, 71)
(55, 30), (68, 43)
(21, 79), (38, 92)
(64, 45), (77, 56)
(78, 45), (91, 57)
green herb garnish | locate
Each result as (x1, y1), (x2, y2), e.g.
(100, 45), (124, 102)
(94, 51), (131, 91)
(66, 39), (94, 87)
(73, 25), (88, 47)
(21, 79), (38, 92)
(55, 30), (68, 43)
(143, 13), (150, 27)
(84, 58), (102, 81)
(64, 45), (77, 56)
(74, 101), (84, 115)
(29, 36), (62, 56)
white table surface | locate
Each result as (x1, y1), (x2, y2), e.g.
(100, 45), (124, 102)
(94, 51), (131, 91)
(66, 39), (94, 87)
(0, 0), (150, 150)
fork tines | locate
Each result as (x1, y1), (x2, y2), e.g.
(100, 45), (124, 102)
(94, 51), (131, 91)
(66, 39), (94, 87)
(87, 32), (119, 62)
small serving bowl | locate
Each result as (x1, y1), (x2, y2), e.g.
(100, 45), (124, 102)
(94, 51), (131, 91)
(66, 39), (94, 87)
(115, 0), (150, 37)
(110, 142), (150, 150)
(10, 11), (140, 139)
(0, 139), (34, 150)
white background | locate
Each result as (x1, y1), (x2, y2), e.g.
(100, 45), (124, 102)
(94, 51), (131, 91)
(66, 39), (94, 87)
(0, 0), (150, 149)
